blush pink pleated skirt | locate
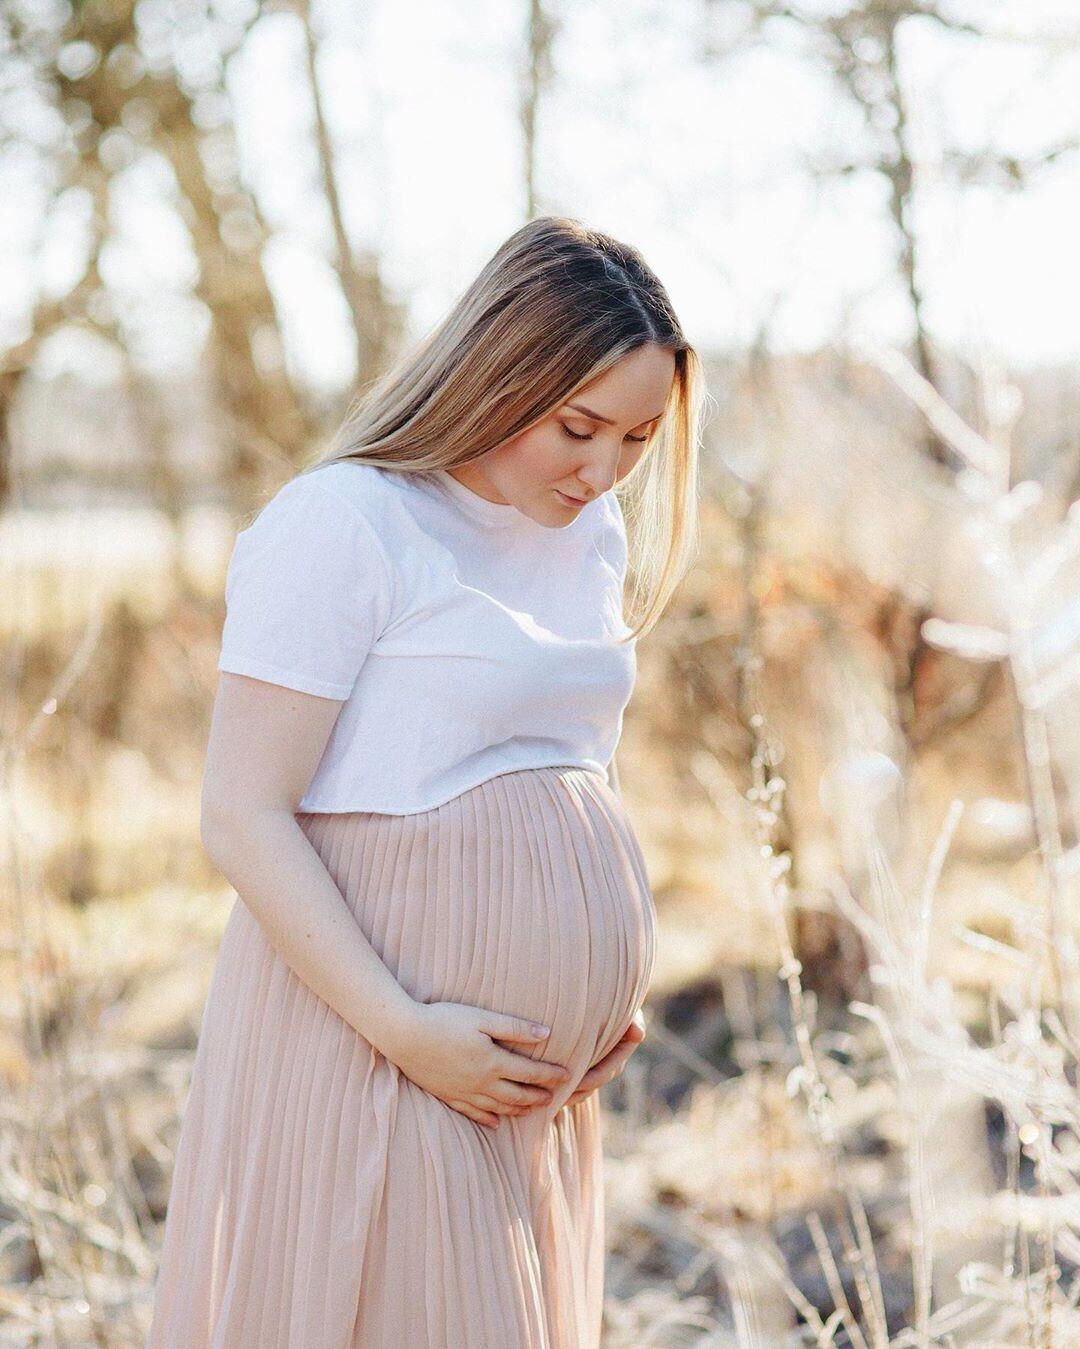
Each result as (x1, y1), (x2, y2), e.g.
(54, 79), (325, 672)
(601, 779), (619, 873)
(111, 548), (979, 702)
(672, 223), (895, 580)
(145, 765), (657, 1349)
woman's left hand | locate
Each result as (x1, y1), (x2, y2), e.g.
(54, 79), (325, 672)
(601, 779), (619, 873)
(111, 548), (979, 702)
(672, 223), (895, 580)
(563, 1009), (647, 1108)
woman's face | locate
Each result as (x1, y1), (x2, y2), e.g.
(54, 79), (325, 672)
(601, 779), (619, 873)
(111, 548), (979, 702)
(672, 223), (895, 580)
(451, 342), (676, 526)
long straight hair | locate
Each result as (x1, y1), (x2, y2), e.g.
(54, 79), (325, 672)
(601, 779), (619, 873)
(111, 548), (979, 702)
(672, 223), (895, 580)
(302, 215), (706, 641)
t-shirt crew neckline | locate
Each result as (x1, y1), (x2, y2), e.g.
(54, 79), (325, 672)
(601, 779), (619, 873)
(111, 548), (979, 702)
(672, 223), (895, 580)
(429, 468), (528, 527)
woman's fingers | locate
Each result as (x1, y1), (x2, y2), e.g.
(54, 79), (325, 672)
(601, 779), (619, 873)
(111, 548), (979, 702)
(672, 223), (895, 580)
(447, 1013), (652, 1126)
(475, 1012), (651, 1116)
(496, 1080), (555, 1108)
(492, 1047), (571, 1092)
(476, 1086), (551, 1114)
(565, 1023), (646, 1104)
(456, 1101), (501, 1129)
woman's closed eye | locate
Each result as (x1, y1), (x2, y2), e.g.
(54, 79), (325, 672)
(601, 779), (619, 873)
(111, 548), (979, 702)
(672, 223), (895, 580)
(561, 425), (649, 444)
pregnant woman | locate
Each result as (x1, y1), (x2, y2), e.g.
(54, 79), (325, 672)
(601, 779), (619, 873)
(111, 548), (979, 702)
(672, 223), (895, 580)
(146, 215), (703, 1347)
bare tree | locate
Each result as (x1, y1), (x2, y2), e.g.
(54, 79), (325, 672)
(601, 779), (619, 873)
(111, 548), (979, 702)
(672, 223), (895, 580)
(698, 0), (1079, 467)
(520, 0), (558, 219)
(1, 0), (407, 511)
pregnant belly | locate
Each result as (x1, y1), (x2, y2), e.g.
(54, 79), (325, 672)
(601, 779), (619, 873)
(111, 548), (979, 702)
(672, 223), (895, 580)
(297, 765), (657, 1089)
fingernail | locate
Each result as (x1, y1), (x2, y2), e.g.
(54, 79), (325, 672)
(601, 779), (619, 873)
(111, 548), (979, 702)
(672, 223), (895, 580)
(532, 1024), (549, 1037)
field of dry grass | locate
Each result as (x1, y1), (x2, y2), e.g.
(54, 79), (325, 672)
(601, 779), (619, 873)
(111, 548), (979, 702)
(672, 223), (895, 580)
(6, 355), (1080, 1347)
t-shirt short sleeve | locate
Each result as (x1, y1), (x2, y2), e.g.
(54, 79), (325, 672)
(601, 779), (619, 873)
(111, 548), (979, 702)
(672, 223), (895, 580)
(217, 472), (395, 699)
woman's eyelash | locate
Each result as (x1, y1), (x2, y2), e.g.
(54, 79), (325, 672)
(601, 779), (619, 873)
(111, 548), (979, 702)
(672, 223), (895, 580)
(561, 425), (649, 443)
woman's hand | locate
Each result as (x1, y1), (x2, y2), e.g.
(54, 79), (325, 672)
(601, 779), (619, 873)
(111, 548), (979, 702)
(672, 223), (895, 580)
(384, 999), (572, 1131)
(564, 1009), (647, 1108)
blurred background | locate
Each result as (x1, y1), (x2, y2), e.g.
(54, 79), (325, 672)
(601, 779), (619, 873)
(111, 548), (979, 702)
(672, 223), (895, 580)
(5, 0), (1080, 1344)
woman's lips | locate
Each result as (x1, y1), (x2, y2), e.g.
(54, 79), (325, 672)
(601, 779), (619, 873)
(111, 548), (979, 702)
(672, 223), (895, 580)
(555, 489), (587, 506)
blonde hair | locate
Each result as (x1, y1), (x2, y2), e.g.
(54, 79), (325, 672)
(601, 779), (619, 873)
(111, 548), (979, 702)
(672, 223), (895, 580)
(302, 215), (706, 641)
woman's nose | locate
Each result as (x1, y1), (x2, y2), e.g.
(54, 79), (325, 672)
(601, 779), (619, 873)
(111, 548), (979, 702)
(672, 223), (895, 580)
(577, 451), (620, 497)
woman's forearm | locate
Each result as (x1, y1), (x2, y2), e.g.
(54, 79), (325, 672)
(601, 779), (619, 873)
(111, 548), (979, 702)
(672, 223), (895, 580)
(201, 807), (418, 1061)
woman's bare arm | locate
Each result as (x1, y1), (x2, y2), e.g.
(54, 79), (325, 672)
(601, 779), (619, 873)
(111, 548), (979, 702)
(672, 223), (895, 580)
(199, 671), (419, 1062)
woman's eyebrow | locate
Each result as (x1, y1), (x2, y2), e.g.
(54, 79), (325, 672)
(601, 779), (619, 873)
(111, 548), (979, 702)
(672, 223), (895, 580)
(565, 401), (665, 426)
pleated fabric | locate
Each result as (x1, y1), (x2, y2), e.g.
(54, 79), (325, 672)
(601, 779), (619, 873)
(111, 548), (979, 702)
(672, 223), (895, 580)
(145, 765), (657, 1349)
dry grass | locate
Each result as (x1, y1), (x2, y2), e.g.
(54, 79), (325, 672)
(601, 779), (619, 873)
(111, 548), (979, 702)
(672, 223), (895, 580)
(6, 351), (1080, 1346)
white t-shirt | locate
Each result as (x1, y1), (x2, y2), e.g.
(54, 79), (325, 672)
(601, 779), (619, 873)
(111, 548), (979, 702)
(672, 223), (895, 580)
(216, 459), (637, 814)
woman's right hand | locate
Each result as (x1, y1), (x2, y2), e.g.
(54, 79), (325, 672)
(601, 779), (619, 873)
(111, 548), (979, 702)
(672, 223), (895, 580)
(384, 1000), (572, 1129)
